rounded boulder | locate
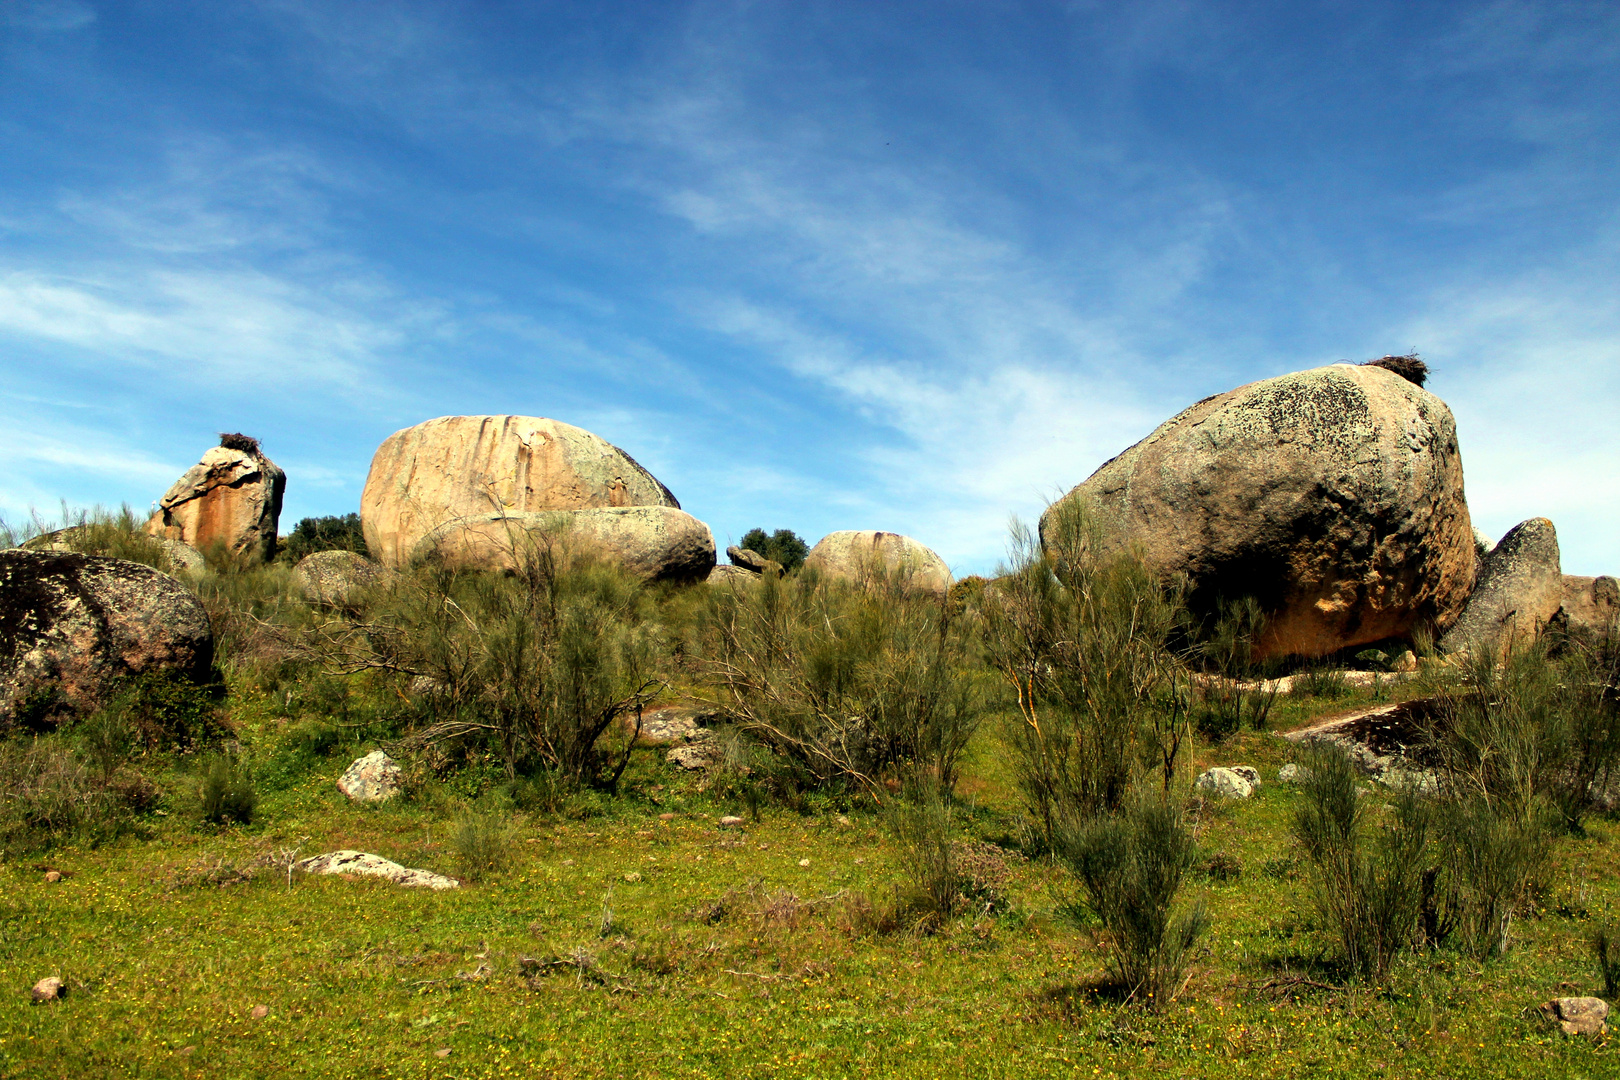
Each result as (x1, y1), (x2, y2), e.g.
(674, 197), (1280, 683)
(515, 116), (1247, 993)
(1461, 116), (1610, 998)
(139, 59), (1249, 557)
(1043, 363), (1474, 660)
(1439, 518), (1562, 657)
(0, 550), (214, 727)
(412, 506), (716, 583)
(145, 443), (285, 564)
(360, 415), (679, 568)
(804, 531), (953, 593)
(291, 550), (392, 608)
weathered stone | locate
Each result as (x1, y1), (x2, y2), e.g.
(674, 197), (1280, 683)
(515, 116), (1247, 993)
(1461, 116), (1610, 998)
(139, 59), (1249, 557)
(412, 507), (715, 583)
(1540, 996), (1608, 1036)
(726, 546), (774, 574)
(667, 742), (720, 771)
(23, 528), (205, 576)
(1229, 765), (1261, 789)
(30, 976), (64, 1003)
(297, 850), (458, 890)
(804, 531), (953, 594)
(638, 706), (719, 746)
(1194, 767), (1254, 799)
(251, 1005), (270, 1020)
(1440, 518), (1562, 657)
(1277, 763), (1307, 784)
(146, 443), (285, 564)
(0, 551), (214, 728)
(1043, 364), (1474, 660)
(336, 750), (402, 803)
(291, 550), (391, 608)
(1561, 575), (1620, 640)
(706, 563), (757, 586)
(360, 415), (678, 568)
(717, 815), (745, 828)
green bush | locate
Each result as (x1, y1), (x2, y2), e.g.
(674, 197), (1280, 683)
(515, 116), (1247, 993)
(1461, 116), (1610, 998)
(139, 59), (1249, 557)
(449, 805), (518, 881)
(738, 528), (809, 573)
(1435, 794), (1549, 959)
(197, 755), (257, 826)
(1190, 596), (1277, 739)
(90, 671), (224, 752)
(885, 783), (960, 917)
(1594, 927), (1620, 999)
(1058, 797), (1207, 1007)
(0, 739), (152, 853)
(10, 503), (181, 573)
(279, 513), (369, 564)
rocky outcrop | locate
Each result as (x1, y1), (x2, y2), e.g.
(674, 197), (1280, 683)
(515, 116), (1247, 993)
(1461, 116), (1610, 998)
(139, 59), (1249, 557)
(297, 850), (458, 890)
(336, 750), (402, 803)
(291, 550), (391, 608)
(1439, 518), (1562, 657)
(727, 546), (777, 575)
(804, 531), (953, 593)
(360, 415), (678, 568)
(1043, 364), (1474, 660)
(145, 439), (285, 564)
(412, 507), (715, 583)
(1560, 575), (1619, 641)
(0, 551), (214, 728)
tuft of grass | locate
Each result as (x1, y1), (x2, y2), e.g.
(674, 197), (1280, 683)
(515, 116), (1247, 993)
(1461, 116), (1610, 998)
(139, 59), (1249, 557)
(197, 755), (257, 826)
(448, 805), (518, 881)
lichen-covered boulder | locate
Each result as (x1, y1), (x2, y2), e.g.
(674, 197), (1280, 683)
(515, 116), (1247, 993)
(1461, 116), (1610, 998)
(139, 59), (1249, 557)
(146, 438), (285, 564)
(804, 531), (953, 594)
(360, 415), (678, 568)
(706, 563), (757, 586)
(1195, 767), (1254, 799)
(412, 507), (716, 583)
(1043, 364), (1474, 660)
(291, 550), (391, 608)
(0, 551), (214, 727)
(1560, 575), (1619, 641)
(1439, 518), (1562, 657)
(1540, 997), (1608, 1036)
(336, 750), (402, 803)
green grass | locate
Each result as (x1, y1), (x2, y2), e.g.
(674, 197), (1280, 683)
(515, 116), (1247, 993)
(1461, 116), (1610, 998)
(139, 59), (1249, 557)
(4, 682), (1618, 1079)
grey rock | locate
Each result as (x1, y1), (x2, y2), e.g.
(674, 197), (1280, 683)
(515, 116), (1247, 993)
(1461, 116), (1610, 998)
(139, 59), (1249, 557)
(638, 706), (718, 746)
(1042, 364), (1474, 660)
(336, 750), (402, 803)
(1540, 996), (1608, 1036)
(1277, 763), (1308, 784)
(706, 564), (758, 586)
(1440, 518), (1563, 657)
(30, 976), (65, 1003)
(1560, 575), (1620, 641)
(22, 527), (205, 576)
(297, 850), (459, 890)
(717, 815), (746, 828)
(726, 546), (774, 574)
(0, 551), (214, 727)
(1195, 767), (1254, 799)
(291, 550), (391, 609)
(1229, 765), (1261, 789)
(804, 531), (953, 594)
(667, 742), (720, 771)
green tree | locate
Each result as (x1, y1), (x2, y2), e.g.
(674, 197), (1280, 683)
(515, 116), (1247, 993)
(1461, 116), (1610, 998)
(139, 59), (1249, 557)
(738, 528), (809, 572)
(279, 513), (368, 563)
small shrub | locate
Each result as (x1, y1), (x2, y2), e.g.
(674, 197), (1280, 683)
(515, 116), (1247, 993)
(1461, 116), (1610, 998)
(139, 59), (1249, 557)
(1204, 850), (1243, 881)
(1594, 927), (1620, 999)
(1191, 596), (1278, 738)
(886, 786), (959, 917)
(737, 528), (809, 573)
(508, 769), (570, 815)
(278, 513), (369, 564)
(0, 739), (151, 852)
(449, 806), (518, 881)
(197, 756), (257, 826)
(1292, 666), (1349, 700)
(1058, 797), (1207, 1007)
(1435, 795), (1549, 959)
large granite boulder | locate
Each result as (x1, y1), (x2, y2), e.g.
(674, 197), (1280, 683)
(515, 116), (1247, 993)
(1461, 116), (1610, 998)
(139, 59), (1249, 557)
(291, 550), (392, 608)
(145, 436), (285, 564)
(1440, 518), (1563, 656)
(413, 507), (715, 583)
(804, 531), (953, 593)
(1560, 575), (1619, 641)
(1043, 363), (1474, 660)
(0, 551), (214, 727)
(360, 415), (678, 568)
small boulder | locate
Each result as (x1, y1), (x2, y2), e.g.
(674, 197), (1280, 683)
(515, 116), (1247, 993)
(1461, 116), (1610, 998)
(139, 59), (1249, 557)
(360, 415), (679, 568)
(1277, 763), (1309, 784)
(1195, 767), (1254, 799)
(1440, 518), (1563, 657)
(667, 743), (720, 771)
(718, 815), (745, 828)
(804, 531), (953, 594)
(30, 977), (64, 1003)
(336, 750), (402, 803)
(251, 1004), (270, 1020)
(291, 550), (391, 608)
(1229, 765), (1261, 789)
(706, 564), (757, 586)
(411, 507), (716, 584)
(1540, 996), (1608, 1036)
(1043, 363), (1474, 660)
(726, 546), (776, 575)
(297, 850), (458, 890)
(1560, 575), (1619, 641)
(146, 436), (286, 564)
(638, 706), (718, 746)
(1, 551), (214, 728)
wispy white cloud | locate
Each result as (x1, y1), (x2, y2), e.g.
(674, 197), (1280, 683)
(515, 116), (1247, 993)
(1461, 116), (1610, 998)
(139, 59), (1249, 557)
(2, 0), (95, 32)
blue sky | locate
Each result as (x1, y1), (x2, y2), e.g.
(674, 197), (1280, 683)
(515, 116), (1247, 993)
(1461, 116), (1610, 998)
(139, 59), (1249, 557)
(2, 0), (1616, 575)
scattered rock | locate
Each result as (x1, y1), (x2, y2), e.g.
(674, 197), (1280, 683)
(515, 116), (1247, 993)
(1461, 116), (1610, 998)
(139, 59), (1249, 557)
(434, 1048), (452, 1059)
(22, 528), (205, 576)
(668, 742), (720, 771)
(658, 812), (677, 821)
(30, 977), (64, 1003)
(1229, 765), (1261, 789)
(1440, 518), (1563, 657)
(145, 439), (286, 564)
(797, 858), (811, 867)
(296, 850), (459, 890)
(706, 563), (757, 586)
(1560, 575), (1620, 641)
(1540, 996), (1608, 1036)
(1, 551), (214, 728)
(623, 872), (642, 883)
(336, 750), (402, 803)
(718, 815), (745, 828)
(804, 531), (953, 594)
(251, 1004), (269, 1019)
(1043, 363), (1474, 660)
(291, 550), (391, 608)
(43, 870), (61, 883)
(1194, 767), (1254, 799)
(410, 506), (716, 583)
(360, 415), (680, 568)
(637, 706), (719, 746)
(726, 546), (776, 575)
(1280, 699), (1442, 792)
(1277, 763), (1308, 784)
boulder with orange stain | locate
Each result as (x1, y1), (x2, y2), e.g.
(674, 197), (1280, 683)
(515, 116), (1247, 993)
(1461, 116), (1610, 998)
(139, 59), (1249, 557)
(145, 441), (285, 564)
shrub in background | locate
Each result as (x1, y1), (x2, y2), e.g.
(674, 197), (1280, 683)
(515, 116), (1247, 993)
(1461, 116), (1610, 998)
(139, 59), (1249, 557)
(279, 513), (369, 564)
(197, 755), (257, 826)
(0, 739), (150, 853)
(738, 527), (809, 573)
(885, 781), (960, 918)
(449, 805), (518, 881)
(1189, 595), (1278, 739)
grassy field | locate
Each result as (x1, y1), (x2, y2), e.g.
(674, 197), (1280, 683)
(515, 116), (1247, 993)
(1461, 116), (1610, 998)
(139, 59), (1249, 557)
(4, 678), (1617, 1080)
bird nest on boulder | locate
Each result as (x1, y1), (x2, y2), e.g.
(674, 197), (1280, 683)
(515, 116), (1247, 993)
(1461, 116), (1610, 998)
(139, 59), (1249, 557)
(218, 432), (262, 455)
(1361, 353), (1428, 387)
